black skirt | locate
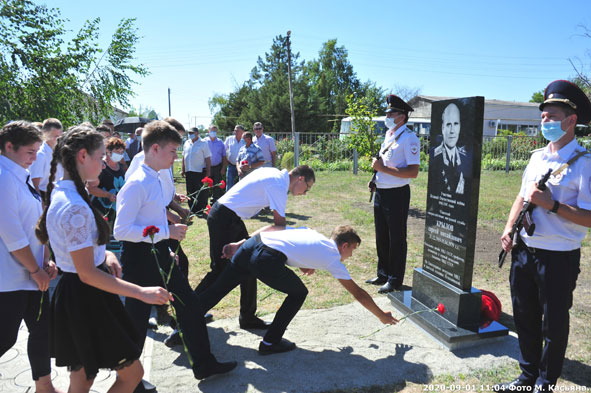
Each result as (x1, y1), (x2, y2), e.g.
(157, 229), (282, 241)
(50, 265), (141, 379)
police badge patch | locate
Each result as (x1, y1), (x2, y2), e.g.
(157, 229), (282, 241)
(548, 171), (563, 186)
(410, 144), (419, 155)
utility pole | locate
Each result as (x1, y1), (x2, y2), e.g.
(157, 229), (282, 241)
(286, 31), (296, 140)
(168, 87), (171, 117)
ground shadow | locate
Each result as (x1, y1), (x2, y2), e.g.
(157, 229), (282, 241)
(451, 333), (520, 360)
(197, 342), (432, 393)
(408, 207), (427, 220)
(560, 358), (591, 387)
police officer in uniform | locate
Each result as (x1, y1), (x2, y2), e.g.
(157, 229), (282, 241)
(366, 95), (420, 293)
(495, 80), (591, 392)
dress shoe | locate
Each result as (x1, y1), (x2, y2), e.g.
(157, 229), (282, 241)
(239, 316), (270, 330)
(164, 330), (182, 348)
(147, 317), (158, 330)
(193, 360), (237, 380)
(204, 313), (213, 323)
(365, 276), (387, 285)
(378, 282), (400, 293)
(492, 378), (534, 392)
(258, 338), (296, 355)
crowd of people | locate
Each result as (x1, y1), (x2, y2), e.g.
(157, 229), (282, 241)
(1, 79), (590, 393)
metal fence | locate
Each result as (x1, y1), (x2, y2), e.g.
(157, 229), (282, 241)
(206, 131), (591, 173)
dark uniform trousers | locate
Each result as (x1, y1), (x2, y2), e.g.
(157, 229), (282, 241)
(186, 171), (208, 215)
(0, 290), (51, 380)
(209, 164), (224, 204)
(200, 235), (308, 344)
(510, 239), (580, 387)
(121, 240), (215, 368)
(194, 202), (257, 319)
(374, 185), (410, 287)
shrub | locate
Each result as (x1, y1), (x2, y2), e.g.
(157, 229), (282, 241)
(281, 151), (295, 170)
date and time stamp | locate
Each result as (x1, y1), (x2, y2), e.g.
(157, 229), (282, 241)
(422, 384), (588, 391)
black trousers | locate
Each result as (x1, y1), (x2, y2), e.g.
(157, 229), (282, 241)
(373, 185), (410, 286)
(200, 235), (308, 344)
(186, 171), (208, 214)
(209, 164), (224, 204)
(0, 290), (51, 380)
(121, 241), (215, 369)
(510, 240), (580, 387)
(194, 202), (257, 318)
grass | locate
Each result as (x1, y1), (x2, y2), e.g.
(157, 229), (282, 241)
(171, 166), (590, 391)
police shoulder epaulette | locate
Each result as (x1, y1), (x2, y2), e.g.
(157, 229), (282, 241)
(433, 144), (443, 156)
(458, 145), (467, 156)
(530, 147), (545, 154)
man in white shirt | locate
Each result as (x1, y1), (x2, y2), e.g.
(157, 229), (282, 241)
(182, 128), (211, 217)
(125, 127), (143, 164)
(366, 94), (420, 294)
(252, 122), (277, 167)
(204, 125), (227, 204)
(200, 226), (398, 355)
(224, 124), (246, 190)
(193, 165), (315, 332)
(29, 118), (63, 197)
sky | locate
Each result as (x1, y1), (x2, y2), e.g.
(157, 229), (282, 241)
(45, 0), (591, 130)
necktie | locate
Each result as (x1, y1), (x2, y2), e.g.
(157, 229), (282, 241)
(26, 175), (42, 202)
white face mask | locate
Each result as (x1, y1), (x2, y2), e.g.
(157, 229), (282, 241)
(110, 152), (124, 162)
(385, 117), (397, 129)
(209, 131), (217, 138)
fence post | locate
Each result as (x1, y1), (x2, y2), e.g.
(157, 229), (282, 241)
(294, 132), (300, 167)
(505, 135), (512, 173)
(353, 148), (358, 174)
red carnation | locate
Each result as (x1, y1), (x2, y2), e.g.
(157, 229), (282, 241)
(103, 216), (109, 221)
(201, 176), (214, 188)
(219, 180), (226, 190)
(437, 303), (446, 315)
(206, 204), (211, 215)
(240, 160), (249, 165)
(143, 225), (160, 238)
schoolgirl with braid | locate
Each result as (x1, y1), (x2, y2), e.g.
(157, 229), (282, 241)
(35, 125), (172, 393)
(0, 121), (62, 393)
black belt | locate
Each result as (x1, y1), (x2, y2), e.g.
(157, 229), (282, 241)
(254, 234), (286, 258)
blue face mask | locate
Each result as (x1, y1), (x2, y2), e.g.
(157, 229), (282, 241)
(541, 121), (566, 142)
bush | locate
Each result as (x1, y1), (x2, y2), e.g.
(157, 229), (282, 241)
(281, 151), (295, 170)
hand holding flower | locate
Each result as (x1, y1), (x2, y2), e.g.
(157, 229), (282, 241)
(380, 311), (399, 325)
(43, 260), (58, 280)
(138, 286), (174, 305)
(168, 224), (187, 241)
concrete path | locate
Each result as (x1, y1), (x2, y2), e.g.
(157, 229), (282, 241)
(1, 294), (521, 393)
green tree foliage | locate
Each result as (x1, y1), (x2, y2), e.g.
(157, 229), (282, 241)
(530, 90), (544, 103)
(210, 36), (389, 134)
(344, 93), (381, 157)
(0, 0), (147, 126)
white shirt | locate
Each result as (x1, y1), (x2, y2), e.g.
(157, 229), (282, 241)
(29, 141), (64, 192)
(260, 228), (351, 280)
(224, 135), (246, 164)
(519, 139), (591, 251)
(0, 156), (44, 291)
(126, 151), (175, 204)
(47, 180), (105, 274)
(253, 134), (276, 164)
(115, 164), (171, 244)
(218, 167), (289, 218)
(375, 125), (420, 189)
(183, 137), (211, 172)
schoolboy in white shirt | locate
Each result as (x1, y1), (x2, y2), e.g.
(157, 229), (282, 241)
(200, 226), (398, 355)
(193, 165), (315, 332)
(114, 120), (236, 381)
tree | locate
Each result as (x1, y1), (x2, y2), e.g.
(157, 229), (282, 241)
(0, 0), (147, 126)
(530, 90), (544, 103)
(344, 92), (382, 158)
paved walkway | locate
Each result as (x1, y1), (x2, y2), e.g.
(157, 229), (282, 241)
(0, 291), (522, 393)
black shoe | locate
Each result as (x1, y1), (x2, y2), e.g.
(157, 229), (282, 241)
(204, 313), (213, 323)
(164, 330), (182, 348)
(365, 276), (387, 285)
(258, 339), (296, 355)
(378, 282), (400, 293)
(239, 316), (270, 330)
(493, 378), (534, 392)
(147, 317), (158, 330)
(193, 360), (237, 380)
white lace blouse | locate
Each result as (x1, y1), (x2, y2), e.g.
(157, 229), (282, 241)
(47, 180), (105, 273)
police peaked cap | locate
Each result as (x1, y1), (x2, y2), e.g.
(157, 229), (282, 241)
(539, 80), (591, 124)
(385, 94), (414, 114)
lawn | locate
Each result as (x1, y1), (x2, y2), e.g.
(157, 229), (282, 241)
(172, 167), (591, 391)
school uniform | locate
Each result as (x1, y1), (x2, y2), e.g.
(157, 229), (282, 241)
(194, 167), (289, 321)
(183, 137), (211, 214)
(200, 228), (351, 344)
(29, 141), (64, 195)
(373, 124), (420, 289)
(114, 164), (217, 376)
(0, 155), (50, 381)
(46, 180), (140, 379)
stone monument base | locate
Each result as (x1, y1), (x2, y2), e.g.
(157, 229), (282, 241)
(388, 269), (508, 350)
